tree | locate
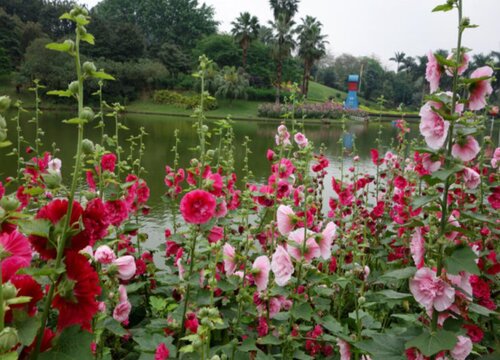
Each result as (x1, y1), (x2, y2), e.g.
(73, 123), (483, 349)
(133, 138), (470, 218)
(269, 0), (300, 23)
(389, 51), (406, 73)
(258, 25), (274, 46)
(0, 8), (23, 70)
(215, 66), (249, 102)
(231, 12), (260, 68)
(193, 34), (241, 68)
(297, 16), (327, 96)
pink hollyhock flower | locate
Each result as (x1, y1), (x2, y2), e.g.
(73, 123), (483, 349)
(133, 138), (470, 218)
(252, 256), (271, 291)
(450, 336), (472, 360)
(113, 255), (136, 280)
(275, 125), (291, 146)
(287, 228), (320, 262)
(257, 316), (269, 337)
(426, 51), (441, 93)
(337, 339), (351, 360)
(277, 205), (295, 236)
(462, 167), (480, 189)
(155, 343), (170, 360)
(409, 267), (455, 311)
(271, 245), (294, 286)
(223, 243), (236, 275)
(179, 189), (216, 224)
(208, 226), (224, 243)
(317, 222), (337, 260)
(491, 147), (500, 169)
(446, 214), (460, 241)
(422, 153), (441, 173)
(469, 66), (493, 111)
(215, 200), (228, 218)
(104, 199), (129, 227)
(94, 245), (116, 264)
(410, 228), (425, 269)
(446, 52), (470, 76)
(0, 230), (32, 281)
(101, 153), (117, 172)
(452, 136), (480, 162)
(419, 102), (450, 150)
(113, 285), (132, 323)
(294, 132), (308, 148)
(48, 158), (62, 173)
(447, 272), (472, 301)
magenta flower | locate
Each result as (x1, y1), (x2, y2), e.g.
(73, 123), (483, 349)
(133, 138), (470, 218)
(422, 153), (441, 173)
(252, 256), (270, 292)
(94, 245), (116, 264)
(287, 228), (320, 262)
(179, 189), (216, 224)
(462, 167), (480, 189)
(451, 136), (480, 162)
(468, 66), (493, 111)
(491, 147), (500, 168)
(277, 205), (295, 236)
(155, 343), (170, 360)
(409, 267), (455, 311)
(317, 222), (337, 260)
(271, 245), (294, 286)
(410, 228), (425, 269)
(450, 336), (472, 360)
(113, 255), (136, 281)
(419, 102), (450, 150)
(425, 51), (441, 93)
(223, 243), (236, 276)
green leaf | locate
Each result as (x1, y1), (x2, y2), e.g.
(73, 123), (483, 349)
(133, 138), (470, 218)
(461, 211), (497, 225)
(104, 318), (128, 336)
(380, 267), (416, 281)
(45, 42), (72, 53)
(292, 302), (313, 321)
(47, 90), (73, 97)
(0, 140), (12, 148)
(432, 4), (454, 12)
(239, 337), (258, 352)
(405, 329), (457, 357)
(39, 326), (93, 360)
(376, 290), (412, 299)
(0, 352), (20, 360)
(19, 265), (64, 277)
(63, 118), (87, 125)
(81, 33), (95, 45)
(469, 303), (497, 316)
(431, 165), (464, 181)
(13, 310), (40, 346)
(17, 218), (51, 237)
(444, 245), (479, 275)
(320, 315), (343, 334)
(412, 195), (440, 209)
(292, 349), (314, 360)
(356, 333), (406, 360)
(258, 335), (281, 345)
(90, 71), (115, 81)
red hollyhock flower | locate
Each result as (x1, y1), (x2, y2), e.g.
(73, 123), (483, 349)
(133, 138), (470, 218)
(104, 199), (129, 227)
(73, 198), (110, 247)
(29, 199), (84, 259)
(22, 328), (55, 357)
(185, 312), (199, 333)
(6, 274), (43, 321)
(155, 343), (170, 360)
(0, 230), (32, 281)
(52, 252), (101, 331)
(101, 153), (117, 172)
(180, 189), (216, 224)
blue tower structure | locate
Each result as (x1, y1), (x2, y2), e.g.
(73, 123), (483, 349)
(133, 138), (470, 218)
(344, 74), (359, 110)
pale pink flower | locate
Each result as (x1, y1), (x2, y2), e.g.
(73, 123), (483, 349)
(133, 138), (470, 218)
(491, 147), (500, 168)
(97, 301), (106, 313)
(118, 284), (128, 303)
(252, 256), (270, 292)
(410, 228), (425, 269)
(469, 66), (493, 111)
(287, 228), (320, 262)
(271, 245), (294, 286)
(452, 136), (480, 162)
(223, 243), (236, 275)
(113, 255), (136, 281)
(426, 51), (441, 93)
(450, 335), (472, 360)
(317, 222), (337, 260)
(462, 167), (480, 189)
(409, 267), (455, 311)
(48, 158), (62, 173)
(276, 125), (291, 146)
(80, 245), (93, 258)
(419, 102), (450, 150)
(177, 258), (184, 280)
(337, 339), (351, 360)
(113, 285), (131, 323)
(422, 153), (441, 173)
(277, 205), (295, 236)
(447, 272), (472, 301)
(294, 132), (308, 148)
(446, 52), (470, 76)
(94, 245), (116, 264)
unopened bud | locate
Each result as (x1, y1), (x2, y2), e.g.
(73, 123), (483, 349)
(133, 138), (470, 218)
(0, 327), (19, 352)
(2, 283), (17, 300)
(80, 107), (95, 122)
(0, 196), (20, 212)
(0, 96), (11, 112)
(83, 61), (96, 75)
(68, 81), (79, 94)
(81, 139), (95, 154)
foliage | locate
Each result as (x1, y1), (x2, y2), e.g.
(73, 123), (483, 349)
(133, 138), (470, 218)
(214, 66), (249, 101)
(153, 89), (218, 110)
(257, 100), (368, 119)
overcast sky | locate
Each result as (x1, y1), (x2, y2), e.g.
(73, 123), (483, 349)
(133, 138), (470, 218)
(81, 0), (500, 70)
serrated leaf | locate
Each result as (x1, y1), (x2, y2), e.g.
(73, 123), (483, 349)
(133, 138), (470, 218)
(81, 33), (95, 45)
(40, 326), (93, 360)
(431, 165), (464, 181)
(17, 218), (51, 237)
(444, 245), (479, 275)
(405, 329), (457, 357)
(104, 318), (128, 336)
(469, 303), (497, 316)
(45, 42), (72, 53)
(91, 71), (115, 80)
(13, 310), (40, 346)
(380, 267), (416, 281)
(292, 302), (313, 321)
(239, 337), (258, 352)
(47, 90), (73, 97)
(258, 335), (281, 345)
(376, 290), (412, 299)
(321, 315), (343, 334)
(63, 117), (87, 125)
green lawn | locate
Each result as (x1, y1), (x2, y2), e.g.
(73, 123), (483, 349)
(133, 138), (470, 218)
(307, 81), (376, 107)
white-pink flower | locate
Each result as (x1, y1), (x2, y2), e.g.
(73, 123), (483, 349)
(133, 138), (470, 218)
(422, 153), (441, 173)
(491, 147), (500, 168)
(113, 255), (136, 281)
(426, 51), (441, 93)
(447, 271), (473, 301)
(223, 243), (236, 276)
(450, 335), (472, 360)
(337, 339), (351, 360)
(287, 228), (320, 262)
(462, 167), (480, 189)
(113, 285), (132, 323)
(94, 245), (116, 264)
(294, 132), (308, 148)
(271, 245), (294, 286)
(410, 228), (425, 269)
(252, 255), (270, 292)
(445, 52), (470, 76)
(48, 158), (62, 173)
(452, 136), (480, 162)
(469, 66), (493, 111)
(277, 205), (295, 236)
(409, 267), (455, 311)
(419, 102), (450, 150)
(317, 222), (337, 260)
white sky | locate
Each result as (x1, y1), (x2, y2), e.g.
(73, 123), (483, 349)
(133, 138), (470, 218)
(81, 0), (500, 70)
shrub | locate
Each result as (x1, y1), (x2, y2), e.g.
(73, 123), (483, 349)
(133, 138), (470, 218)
(246, 87), (291, 102)
(257, 101), (368, 119)
(153, 89), (218, 110)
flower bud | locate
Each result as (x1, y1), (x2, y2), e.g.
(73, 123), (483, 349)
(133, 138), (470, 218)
(0, 96), (11, 112)
(83, 61), (96, 75)
(63, 39), (75, 53)
(2, 283), (17, 300)
(358, 296), (366, 305)
(68, 81), (79, 94)
(80, 107), (95, 122)
(43, 170), (62, 189)
(206, 149), (215, 158)
(0, 196), (20, 212)
(0, 115), (6, 128)
(0, 327), (19, 352)
(461, 17), (470, 27)
(81, 139), (95, 154)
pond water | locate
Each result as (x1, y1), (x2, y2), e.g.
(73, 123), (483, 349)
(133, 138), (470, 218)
(1, 110), (499, 248)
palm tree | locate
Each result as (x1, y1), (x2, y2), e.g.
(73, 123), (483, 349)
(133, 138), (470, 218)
(258, 25), (274, 46)
(389, 51), (406, 73)
(231, 12), (260, 68)
(269, 14), (296, 102)
(297, 16), (328, 96)
(269, 0), (300, 23)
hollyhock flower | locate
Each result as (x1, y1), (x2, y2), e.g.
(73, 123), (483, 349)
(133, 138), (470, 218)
(426, 51), (441, 93)
(491, 147), (500, 168)
(488, 187), (500, 210)
(419, 102), (450, 150)
(223, 243), (236, 275)
(422, 153), (441, 173)
(462, 167), (480, 189)
(337, 339), (351, 360)
(445, 52), (470, 76)
(273, 158), (295, 178)
(370, 149), (383, 166)
(447, 272), (472, 301)
(252, 256), (270, 292)
(275, 125), (291, 146)
(317, 222), (336, 260)
(410, 228), (425, 269)
(113, 255), (136, 281)
(294, 132), (308, 148)
(266, 149), (275, 161)
(101, 153), (117, 172)
(155, 343), (170, 360)
(52, 252), (101, 331)
(185, 312), (199, 333)
(8, 274), (43, 317)
(104, 199), (129, 227)
(450, 336), (472, 360)
(257, 316), (268, 337)
(48, 158), (62, 173)
(271, 245), (294, 286)
(215, 199), (228, 217)
(468, 66), (493, 111)
(277, 205), (295, 236)
(113, 285), (132, 323)
(452, 136), (480, 162)
(180, 189), (216, 224)
(208, 226), (224, 243)
(94, 245), (116, 264)
(409, 267), (455, 311)
(0, 230), (32, 281)
(287, 228), (320, 262)
(86, 171), (96, 190)
(463, 324), (484, 343)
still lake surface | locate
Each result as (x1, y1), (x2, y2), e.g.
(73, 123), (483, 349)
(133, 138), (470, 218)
(2, 110), (498, 249)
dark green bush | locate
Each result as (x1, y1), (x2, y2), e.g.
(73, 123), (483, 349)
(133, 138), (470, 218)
(153, 89), (218, 110)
